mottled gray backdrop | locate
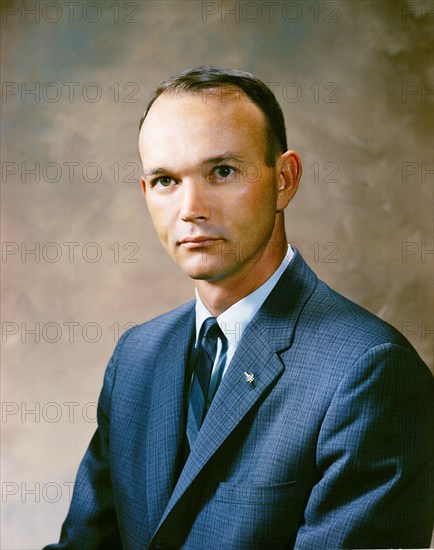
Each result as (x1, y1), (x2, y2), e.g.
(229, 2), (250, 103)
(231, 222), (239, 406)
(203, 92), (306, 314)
(1, 0), (433, 547)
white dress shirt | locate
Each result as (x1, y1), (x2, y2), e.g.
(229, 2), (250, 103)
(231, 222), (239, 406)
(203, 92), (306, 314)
(194, 245), (294, 398)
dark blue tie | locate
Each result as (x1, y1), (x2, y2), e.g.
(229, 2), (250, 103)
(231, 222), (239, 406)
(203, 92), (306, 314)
(186, 317), (227, 448)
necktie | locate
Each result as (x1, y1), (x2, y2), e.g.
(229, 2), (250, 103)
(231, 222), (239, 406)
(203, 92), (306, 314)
(186, 317), (227, 448)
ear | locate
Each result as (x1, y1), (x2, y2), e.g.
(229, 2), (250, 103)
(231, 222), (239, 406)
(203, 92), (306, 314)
(276, 150), (302, 212)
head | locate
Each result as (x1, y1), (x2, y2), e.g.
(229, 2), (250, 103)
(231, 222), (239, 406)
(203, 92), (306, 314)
(139, 66), (288, 167)
(138, 66), (301, 293)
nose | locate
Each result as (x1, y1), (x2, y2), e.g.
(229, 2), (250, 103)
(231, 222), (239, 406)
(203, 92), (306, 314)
(180, 179), (210, 222)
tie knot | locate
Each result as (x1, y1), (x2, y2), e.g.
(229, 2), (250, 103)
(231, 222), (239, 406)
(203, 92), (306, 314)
(202, 317), (221, 339)
(200, 317), (226, 357)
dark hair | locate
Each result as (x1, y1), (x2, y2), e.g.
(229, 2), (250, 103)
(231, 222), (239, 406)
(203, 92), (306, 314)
(139, 66), (287, 166)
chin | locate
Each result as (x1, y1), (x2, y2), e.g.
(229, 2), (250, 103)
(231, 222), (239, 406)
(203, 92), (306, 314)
(184, 268), (220, 281)
(179, 260), (228, 282)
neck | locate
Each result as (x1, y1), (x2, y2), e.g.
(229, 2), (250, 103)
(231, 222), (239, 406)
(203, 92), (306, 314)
(194, 222), (288, 317)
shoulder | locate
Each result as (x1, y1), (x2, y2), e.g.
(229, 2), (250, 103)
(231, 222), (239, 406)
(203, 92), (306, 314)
(277, 252), (430, 383)
(118, 299), (195, 352)
(298, 278), (433, 386)
(309, 279), (409, 347)
(101, 300), (195, 389)
(277, 251), (414, 354)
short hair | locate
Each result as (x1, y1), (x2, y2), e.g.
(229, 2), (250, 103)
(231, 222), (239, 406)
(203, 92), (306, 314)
(139, 66), (287, 166)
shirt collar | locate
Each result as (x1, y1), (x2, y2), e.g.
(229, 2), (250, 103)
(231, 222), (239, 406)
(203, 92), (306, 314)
(195, 245), (294, 345)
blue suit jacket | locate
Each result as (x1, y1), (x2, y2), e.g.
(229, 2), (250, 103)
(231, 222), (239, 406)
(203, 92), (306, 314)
(45, 251), (434, 549)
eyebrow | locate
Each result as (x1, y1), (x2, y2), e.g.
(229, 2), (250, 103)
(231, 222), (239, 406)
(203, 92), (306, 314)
(142, 167), (170, 177)
(142, 152), (245, 178)
(202, 152), (245, 164)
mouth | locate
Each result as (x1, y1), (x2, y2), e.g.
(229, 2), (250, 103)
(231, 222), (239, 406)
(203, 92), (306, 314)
(178, 236), (223, 249)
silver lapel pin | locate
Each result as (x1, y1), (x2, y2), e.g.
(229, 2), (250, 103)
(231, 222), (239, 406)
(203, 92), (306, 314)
(243, 371), (255, 387)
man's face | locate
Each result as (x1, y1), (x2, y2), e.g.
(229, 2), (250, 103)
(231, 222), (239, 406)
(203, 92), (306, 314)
(139, 90), (292, 284)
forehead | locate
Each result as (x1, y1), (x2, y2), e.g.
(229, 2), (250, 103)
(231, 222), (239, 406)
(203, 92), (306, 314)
(138, 90), (267, 168)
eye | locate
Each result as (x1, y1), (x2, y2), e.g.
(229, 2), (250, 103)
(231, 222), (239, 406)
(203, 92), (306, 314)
(213, 165), (236, 180)
(152, 176), (176, 188)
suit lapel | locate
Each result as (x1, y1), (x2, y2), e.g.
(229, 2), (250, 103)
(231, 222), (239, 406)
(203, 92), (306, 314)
(152, 250), (318, 536)
(144, 304), (195, 534)
(156, 328), (284, 527)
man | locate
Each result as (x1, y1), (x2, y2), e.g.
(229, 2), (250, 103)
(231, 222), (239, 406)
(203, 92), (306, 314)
(45, 66), (434, 549)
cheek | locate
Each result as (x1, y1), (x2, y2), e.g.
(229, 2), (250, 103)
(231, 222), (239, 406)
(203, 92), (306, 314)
(227, 205), (273, 249)
(238, 185), (276, 226)
(146, 202), (172, 241)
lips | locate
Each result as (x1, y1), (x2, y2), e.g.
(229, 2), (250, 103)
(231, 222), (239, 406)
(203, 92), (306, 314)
(178, 236), (222, 249)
